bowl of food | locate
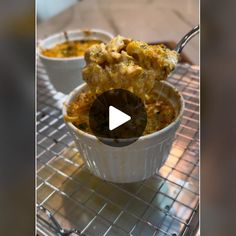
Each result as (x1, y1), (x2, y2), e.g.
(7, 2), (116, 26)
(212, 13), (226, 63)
(63, 36), (184, 183)
(38, 29), (113, 94)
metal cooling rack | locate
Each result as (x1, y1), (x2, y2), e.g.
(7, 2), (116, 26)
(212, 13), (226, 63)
(36, 60), (199, 236)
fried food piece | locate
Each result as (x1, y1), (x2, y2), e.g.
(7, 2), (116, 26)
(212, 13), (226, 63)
(83, 35), (178, 98)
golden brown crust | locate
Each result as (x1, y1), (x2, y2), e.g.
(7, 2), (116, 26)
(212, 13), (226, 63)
(83, 35), (178, 97)
(41, 39), (102, 58)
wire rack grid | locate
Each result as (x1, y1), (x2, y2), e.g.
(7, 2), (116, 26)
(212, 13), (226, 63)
(36, 60), (199, 236)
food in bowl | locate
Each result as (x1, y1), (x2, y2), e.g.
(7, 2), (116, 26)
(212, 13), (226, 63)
(64, 35), (179, 135)
(65, 88), (176, 135)
(41, 39), (103, 58)
(63, 36), (183, 182)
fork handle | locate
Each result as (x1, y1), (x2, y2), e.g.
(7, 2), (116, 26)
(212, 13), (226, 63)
(175, 25), (199, 53)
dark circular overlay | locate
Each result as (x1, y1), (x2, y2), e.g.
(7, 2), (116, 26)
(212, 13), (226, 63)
(89, 89), (147, 147)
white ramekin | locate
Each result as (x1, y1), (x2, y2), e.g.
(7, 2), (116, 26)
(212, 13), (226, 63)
(38, 29), (113, 94)
(63, 82), (184, 183)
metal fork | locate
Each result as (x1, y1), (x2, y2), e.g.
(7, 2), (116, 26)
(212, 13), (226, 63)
(175, 25), (199, 53)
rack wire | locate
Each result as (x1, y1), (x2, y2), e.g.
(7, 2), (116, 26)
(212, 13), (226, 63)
(37, 61), (199, 236)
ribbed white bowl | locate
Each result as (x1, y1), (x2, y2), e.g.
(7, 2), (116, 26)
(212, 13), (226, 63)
(38, 29), (113, 94)
(63, 82), (184, 183)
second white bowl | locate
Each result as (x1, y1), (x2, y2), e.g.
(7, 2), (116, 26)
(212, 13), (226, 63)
(38, 29), (113, 94)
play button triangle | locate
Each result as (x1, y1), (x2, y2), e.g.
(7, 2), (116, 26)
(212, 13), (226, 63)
(89, 89), (147, 147)
(109, 106), (131, 131)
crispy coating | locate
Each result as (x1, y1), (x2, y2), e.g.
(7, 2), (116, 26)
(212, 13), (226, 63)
(83, 35), (178, 98)
(65, 89), (176, 135)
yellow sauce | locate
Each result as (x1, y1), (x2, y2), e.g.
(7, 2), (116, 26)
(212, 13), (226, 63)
(41, 39), (103, 58)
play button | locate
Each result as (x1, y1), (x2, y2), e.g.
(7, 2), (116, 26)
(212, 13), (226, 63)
(89, 89), (147, 147)
(109, 106), (131, 131)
